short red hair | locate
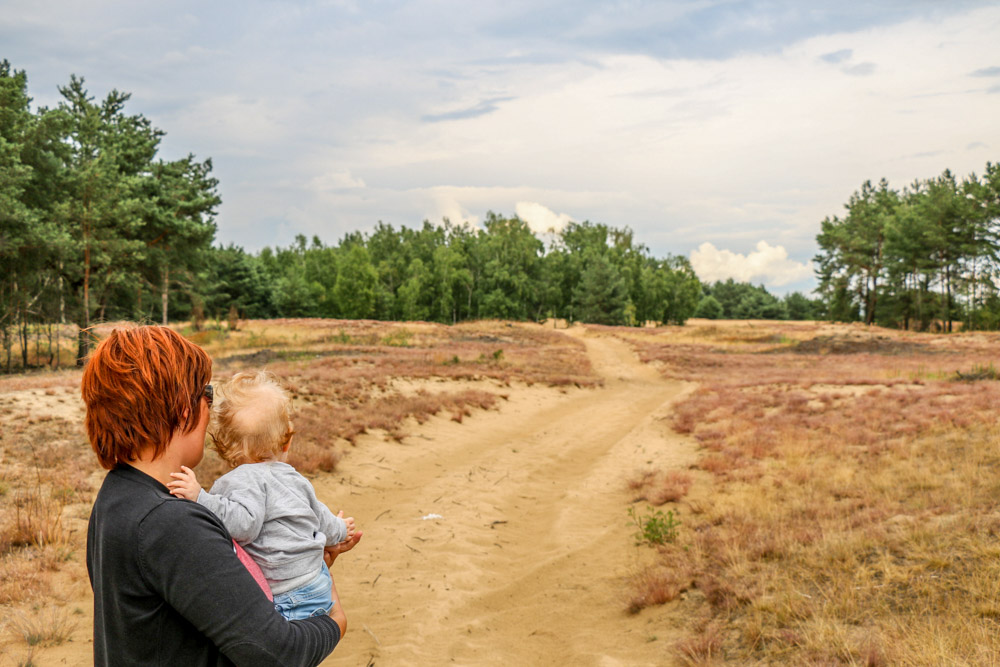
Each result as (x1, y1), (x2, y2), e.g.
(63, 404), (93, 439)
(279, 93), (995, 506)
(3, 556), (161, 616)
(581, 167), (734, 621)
(81, 325), (212, 469)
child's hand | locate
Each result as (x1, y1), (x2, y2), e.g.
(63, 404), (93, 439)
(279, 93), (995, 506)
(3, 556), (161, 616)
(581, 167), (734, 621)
(324, 531), (362, 566)
(337, 510), (356, 540)
(168, 465), (203, 501)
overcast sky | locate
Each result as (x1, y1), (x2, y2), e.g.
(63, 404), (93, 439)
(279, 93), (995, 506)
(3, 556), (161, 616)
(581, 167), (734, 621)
(4, 1), (999, 294)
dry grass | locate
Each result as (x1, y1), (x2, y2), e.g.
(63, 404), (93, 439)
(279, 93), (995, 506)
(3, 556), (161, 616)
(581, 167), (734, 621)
(9, 606), (78, 649)
(626, 567), (684, 615)
(195, 319), (597, 487)
(0, 414), (93, 615)
(628, 469), (693, 505)
(608, 321), (1000, 664)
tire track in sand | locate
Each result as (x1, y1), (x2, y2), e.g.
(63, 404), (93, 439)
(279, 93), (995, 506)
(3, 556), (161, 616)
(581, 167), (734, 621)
(319, 326), (697, 666)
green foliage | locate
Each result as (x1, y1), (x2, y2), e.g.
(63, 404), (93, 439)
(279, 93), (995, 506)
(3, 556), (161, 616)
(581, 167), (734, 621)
(573, 249), (628, 324)
(783, 291), (821, 320)
(628, 505), (681, 546)
(334, 245), (378, 319)
(695, 295), (723, 319)
(703, 279), (789, 321)
(815, 162), (1000, 331)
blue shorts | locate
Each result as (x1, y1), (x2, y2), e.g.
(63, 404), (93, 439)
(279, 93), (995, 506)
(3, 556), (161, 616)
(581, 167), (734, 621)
(273, 567), (333, 620)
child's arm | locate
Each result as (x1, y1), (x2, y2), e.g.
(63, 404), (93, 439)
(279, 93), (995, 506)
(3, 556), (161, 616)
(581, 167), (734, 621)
(172, 466), (267, 544)
(168, 465), (203, 501)
(305, 482), (351, 546)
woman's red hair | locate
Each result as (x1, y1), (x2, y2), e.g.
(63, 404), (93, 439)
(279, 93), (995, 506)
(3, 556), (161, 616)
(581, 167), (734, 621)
(81, 325), (212, 469)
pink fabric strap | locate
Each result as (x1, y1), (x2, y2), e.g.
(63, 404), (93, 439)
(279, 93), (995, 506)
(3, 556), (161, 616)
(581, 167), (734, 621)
(233, 540), (273, 601)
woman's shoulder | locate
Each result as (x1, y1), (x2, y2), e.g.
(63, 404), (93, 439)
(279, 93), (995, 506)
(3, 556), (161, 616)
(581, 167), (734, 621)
(148, 492), (222, 522)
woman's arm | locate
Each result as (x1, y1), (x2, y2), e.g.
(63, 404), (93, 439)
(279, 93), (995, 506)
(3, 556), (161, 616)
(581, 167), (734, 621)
(324, 531), (362, 638)
(328, 572), (347, 638)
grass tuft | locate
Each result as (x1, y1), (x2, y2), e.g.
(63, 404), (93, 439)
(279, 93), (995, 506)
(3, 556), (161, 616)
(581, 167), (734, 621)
(10, 607), (77, 648)
(626, 567), (683, 614)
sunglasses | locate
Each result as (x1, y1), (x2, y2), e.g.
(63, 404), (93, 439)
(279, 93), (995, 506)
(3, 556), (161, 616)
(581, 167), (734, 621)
(203, 384), (214, 407)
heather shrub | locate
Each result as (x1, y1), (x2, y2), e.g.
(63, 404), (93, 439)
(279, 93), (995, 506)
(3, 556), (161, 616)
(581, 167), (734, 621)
(609, 322), (1000, 663)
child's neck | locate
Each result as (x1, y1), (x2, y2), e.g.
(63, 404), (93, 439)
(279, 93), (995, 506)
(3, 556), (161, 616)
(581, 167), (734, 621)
(247, 452), (287, 465)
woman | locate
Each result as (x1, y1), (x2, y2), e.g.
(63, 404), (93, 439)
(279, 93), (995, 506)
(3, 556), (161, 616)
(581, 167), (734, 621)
(83, 325), (358, 666)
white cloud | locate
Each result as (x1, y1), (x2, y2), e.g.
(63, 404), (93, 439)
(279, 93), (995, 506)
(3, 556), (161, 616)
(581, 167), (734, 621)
(307, 170), (366, 191)
(514, 201), (574, 234)
(690, 241), (814, 286)
(427, 188), (479, 227)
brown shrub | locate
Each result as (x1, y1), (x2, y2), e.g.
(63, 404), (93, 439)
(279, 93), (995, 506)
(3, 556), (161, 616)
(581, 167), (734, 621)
(8, 486), (68, 549)
(626, 567), (683, 614)
(675, 622), (724, 665)
(285, 439), (340, 476)
(629, 469), (693, 505)
(0, 551), (46, 604)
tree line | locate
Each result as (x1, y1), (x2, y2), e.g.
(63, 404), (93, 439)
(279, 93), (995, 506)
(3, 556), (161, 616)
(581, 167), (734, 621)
(815, 163), (1000, 330)
(201, 218), (707, 327)
(28, 60), (981, 374)
(7, 62), (771, 372)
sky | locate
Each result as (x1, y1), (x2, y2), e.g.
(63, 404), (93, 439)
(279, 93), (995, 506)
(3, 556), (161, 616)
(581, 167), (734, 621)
(3, 0), (1000, 295)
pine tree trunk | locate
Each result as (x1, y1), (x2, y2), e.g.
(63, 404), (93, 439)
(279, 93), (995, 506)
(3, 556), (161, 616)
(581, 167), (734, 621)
(59, 264), (65, 324)
(945, 265), (952, 333)
(3, 325), (10, 374)
(77, 327), (89, 365)
(78, 223), (91, 366)
(20, 317), (28, 369)
(162, 266), (169, 326)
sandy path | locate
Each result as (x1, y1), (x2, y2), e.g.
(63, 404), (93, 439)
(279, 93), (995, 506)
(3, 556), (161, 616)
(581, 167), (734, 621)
(32, 326), (696, 666)
(320, 327), (696, 665)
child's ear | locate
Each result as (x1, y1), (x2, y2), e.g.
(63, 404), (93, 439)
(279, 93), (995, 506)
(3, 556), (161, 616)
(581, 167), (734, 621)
(282, 437), (292, 453)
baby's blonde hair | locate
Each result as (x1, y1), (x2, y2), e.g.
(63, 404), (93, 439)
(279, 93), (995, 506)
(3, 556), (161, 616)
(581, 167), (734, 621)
(211, 370), (294, 467)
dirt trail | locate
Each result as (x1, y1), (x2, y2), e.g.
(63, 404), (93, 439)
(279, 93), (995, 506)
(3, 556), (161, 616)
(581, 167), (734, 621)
(321, 327), (696, 665)
(34, 327), (696, 666)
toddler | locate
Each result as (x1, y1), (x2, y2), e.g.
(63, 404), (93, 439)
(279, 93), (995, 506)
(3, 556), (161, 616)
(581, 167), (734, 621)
(168, 370), (356, 620)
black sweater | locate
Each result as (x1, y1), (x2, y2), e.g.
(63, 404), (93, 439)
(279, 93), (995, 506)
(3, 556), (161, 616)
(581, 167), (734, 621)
(87, 464), (340, 666)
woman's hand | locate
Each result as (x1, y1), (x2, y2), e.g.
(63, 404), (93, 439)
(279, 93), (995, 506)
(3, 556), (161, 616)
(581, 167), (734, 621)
(324, 531), (363, 567)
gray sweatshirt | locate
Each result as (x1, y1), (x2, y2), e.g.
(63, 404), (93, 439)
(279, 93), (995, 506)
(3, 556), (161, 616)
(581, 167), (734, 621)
(197, 461), (347, 595)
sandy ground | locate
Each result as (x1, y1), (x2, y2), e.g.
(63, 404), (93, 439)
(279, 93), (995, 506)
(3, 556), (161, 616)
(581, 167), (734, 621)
(35, 327), (698, 666)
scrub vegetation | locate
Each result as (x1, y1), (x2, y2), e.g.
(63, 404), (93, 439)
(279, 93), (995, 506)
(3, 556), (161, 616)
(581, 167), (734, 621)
(609, 319), (1000, 665)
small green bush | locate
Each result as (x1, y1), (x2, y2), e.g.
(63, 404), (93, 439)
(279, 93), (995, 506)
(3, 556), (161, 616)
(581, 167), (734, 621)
(628, 505), (680, 545)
